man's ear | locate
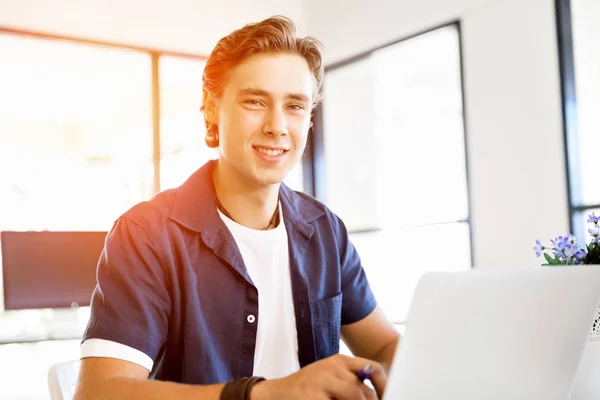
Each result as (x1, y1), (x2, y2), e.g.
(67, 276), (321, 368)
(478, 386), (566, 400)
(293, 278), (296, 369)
(202, 90), (219, 125)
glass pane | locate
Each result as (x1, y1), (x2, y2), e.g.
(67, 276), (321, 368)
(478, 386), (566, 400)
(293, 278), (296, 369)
(159, 56), (218, 190)
(350, 222), (471, 322)
(322, 25), (468, 231)
(571, 0), (600, 205)
(0, 34), (153, 255)
(0, 35), (153, 231)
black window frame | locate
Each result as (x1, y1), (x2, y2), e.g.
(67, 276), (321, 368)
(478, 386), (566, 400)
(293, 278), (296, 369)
(309, 21), (474, 265)
(554, 0), (600, 238)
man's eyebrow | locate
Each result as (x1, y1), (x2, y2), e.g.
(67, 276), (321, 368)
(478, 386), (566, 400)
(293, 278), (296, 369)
(238, 88), (269, 97)
(287, 93), (310, 103)
(238, 88), (310, 103)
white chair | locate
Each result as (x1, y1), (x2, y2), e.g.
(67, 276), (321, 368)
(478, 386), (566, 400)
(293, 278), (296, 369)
(48, 360), (80, 400)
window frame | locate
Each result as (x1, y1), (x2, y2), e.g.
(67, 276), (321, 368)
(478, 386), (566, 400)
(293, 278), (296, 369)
(311, 21), (474, 260)
(555, 0), (600, 240)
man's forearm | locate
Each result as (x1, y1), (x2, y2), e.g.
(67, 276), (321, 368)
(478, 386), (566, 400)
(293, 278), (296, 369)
(74, 377), (225, 400)
(374, 336), (400, 374)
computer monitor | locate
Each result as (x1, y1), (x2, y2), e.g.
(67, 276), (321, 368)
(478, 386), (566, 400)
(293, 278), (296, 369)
(0, 231), (107, 310)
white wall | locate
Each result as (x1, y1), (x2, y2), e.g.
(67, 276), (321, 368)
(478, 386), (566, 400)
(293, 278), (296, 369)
(305, 0), (495, 66)
(304, 0), (570, 268)
(0, 0), (306, 55)
(462, 0), (569, 267)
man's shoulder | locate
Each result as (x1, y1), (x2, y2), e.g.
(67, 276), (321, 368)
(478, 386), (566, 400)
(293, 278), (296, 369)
(282, 186), (344, 228)
(118, 188), (178, 229)
(287, 189), (327, 211)
(116, 161), (215, 232)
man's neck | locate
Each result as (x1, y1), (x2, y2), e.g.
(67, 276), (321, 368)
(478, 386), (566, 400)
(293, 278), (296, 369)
(212, 160), (281, 230)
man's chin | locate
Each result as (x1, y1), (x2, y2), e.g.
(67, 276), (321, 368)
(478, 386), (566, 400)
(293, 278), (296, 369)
(257, 177), (285, 187)
(254, 171), (287, 187)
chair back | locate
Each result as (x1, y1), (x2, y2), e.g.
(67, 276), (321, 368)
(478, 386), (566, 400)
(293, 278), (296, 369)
(48, 360), (80, 400)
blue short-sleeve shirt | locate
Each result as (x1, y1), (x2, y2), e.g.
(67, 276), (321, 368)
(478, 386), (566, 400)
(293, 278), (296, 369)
(82, 160), (377, 384)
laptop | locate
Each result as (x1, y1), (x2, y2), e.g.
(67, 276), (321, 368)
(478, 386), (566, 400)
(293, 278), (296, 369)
(383, 266), (600, 400)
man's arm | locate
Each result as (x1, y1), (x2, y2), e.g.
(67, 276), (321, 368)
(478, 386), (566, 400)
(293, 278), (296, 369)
(74, 358), (225, 400)
(341, 305), (401, 373)
(75, 355), (386, 400)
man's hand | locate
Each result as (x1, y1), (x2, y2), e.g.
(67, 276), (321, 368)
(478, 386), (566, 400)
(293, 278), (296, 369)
(251, 354), (387, 400)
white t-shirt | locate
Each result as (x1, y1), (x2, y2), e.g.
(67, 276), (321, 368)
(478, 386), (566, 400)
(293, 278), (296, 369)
(219, 203), (300, 378)
(80, 203), (300, 379)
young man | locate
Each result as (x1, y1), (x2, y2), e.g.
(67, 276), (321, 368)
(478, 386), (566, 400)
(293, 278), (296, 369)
(74, 15), (400, 400)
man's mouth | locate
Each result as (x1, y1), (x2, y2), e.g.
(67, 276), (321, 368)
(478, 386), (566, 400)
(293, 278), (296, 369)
(253, 146), (288, 156)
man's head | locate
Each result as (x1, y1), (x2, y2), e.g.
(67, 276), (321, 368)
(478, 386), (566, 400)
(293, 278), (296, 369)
(201, 16), (324, 187)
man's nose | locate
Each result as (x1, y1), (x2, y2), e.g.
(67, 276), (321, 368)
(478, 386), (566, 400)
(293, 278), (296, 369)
(263, 108), (288, 137)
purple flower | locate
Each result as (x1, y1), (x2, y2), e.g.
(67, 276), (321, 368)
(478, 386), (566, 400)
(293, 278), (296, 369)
(551, 236), (568, 258)
(587, 213), (600, 224)
(551, 236), (567, 250)
(533, 240), (545, 257)
(533, 214), (600, 264)
(564, 246), (576, 263)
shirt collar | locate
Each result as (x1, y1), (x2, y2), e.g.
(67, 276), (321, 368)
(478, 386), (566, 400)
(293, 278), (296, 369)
(169, 159), (325, 237)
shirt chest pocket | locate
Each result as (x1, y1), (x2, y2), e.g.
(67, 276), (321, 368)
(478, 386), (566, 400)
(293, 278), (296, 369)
(310, 292), (342, 360)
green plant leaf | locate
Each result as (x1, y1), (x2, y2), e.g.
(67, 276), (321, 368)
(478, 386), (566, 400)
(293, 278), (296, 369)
(548, 254), (564, 265)
(544, 253), (554, 264)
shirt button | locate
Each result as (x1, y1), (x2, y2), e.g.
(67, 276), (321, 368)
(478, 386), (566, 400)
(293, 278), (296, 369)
(247, 314), (256, 324)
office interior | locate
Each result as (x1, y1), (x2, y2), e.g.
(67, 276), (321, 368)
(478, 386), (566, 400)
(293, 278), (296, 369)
(0, 0), (599, 398)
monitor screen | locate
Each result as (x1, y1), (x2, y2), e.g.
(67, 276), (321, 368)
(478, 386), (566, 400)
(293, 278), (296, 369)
(1, 231), (107, 310)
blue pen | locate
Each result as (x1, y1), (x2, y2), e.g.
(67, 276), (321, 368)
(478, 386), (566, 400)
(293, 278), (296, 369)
(357, 364), (373, 382)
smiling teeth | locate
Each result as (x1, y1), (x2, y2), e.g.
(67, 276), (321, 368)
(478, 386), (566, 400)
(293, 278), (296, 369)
(256, 147), (284, 156)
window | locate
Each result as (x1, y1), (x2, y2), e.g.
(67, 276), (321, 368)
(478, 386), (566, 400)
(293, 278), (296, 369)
(0, 35), (153, 232)
(557, 0), (600, 242)
(159, 56), (216, 189)
(571, 0), (600, 207)
(319, 24), (471, 322)
(0, 33), (156, 399)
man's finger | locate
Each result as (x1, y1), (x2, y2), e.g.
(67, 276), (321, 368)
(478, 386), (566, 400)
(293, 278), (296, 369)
(361, 383), (378, 400)
(325, 377), (367, 400)
(338, 356), (387, 399)
(365, 364), (386, 399)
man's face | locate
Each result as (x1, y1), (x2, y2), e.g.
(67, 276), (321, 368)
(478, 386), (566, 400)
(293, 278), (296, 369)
(210, 53), (314, 187)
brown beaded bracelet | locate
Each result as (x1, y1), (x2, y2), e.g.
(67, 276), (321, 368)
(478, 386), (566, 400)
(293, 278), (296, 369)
(220, 376), (266, 400)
